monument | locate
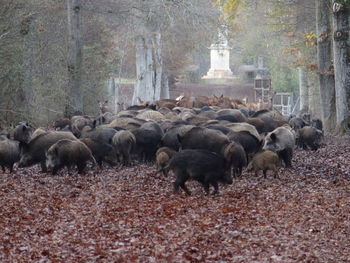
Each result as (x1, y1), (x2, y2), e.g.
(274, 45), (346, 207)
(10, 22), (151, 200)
(202, 25), (235, 80)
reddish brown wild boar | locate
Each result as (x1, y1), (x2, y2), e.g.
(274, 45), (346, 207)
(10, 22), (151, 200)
(155, 147), (177, 176)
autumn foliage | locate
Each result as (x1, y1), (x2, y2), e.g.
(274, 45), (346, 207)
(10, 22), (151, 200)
(0, 136), (349, 262)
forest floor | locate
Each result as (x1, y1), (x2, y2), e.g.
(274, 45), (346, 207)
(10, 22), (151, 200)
(0, 136), (350, 262)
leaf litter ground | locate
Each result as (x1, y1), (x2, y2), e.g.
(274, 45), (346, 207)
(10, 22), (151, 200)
(0, 136), (350, 262)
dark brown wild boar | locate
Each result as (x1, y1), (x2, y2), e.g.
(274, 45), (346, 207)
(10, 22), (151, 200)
(297, 126), (323, 151)
(18, 131), (77, 172)
(46, 139), (96, 175)
(165, 149), (233, 195)
(112, 130), (136, 166)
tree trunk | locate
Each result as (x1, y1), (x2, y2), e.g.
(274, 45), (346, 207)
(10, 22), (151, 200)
(65, 0), (83, 118)
(332, 2), (350, 134)
(107, 77), (116, 113)
(298, 65), (309, 113)
(153, 31), (162, 101)
(132, 30), (163, 105)
(22, 15), (36, 121)
(307, 72), (322, 119)
(160, 74), (170, 99)
(316, 0), (336, 132)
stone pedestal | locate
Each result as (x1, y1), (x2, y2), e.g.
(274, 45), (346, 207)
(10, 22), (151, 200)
(202, 43), (235, 80)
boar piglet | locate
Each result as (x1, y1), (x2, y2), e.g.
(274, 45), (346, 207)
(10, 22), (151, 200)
(165, 149), (233, 195)
(247, 150), (280, 179)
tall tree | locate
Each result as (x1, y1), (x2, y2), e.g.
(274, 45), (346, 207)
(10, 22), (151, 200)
(316, 0), (336, 131)
(332, 1), (350, 134)
(65, 0), (83, 117)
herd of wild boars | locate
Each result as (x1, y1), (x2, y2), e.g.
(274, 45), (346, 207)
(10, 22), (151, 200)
(0, 96), (324, 195)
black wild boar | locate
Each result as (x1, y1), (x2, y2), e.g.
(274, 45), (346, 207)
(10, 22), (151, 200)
(263, 125), (295, 168)
(311, 118), (323, 131)
(81, 127), (117, 145)
(247, 150), (280, 178)
(79, 138), (116, 168)
(18, 131), (77, 172)
(179, 127), (230, 155)
(160, 125), (195, 151)
(297, 126), (323, 151)
(132, 128), (161, 162)
(0, 137), (20, 173)
(227, 130), (262, 159)
(111, 130), (136, 166)
(165, 149), (233, 195)
(46, 139), (96, 175)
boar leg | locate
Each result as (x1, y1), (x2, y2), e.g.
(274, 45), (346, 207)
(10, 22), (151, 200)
(263, 169), (267, 178)
(77, 162), (86, 174)
(211, 181), (219, 195)
(52, 166), (59, 175)
(1, 165), (5, 173)
(180, 182), (191, 195)
(201, 182), (210, 195)
(9, 164), (14, 174)
(173, 173), (191, 195)
(40, 161), (47, 172)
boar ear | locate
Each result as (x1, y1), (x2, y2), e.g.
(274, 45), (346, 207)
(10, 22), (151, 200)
(22, 125), (27, 131)
(270, 133), (277, 142)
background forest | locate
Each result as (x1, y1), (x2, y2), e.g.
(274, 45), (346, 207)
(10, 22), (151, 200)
(0, 0), (348, 133)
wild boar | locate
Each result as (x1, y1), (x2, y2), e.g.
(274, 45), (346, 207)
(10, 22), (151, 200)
(263, 125), (295, 168)
(18, 131), (77, 172)
(160, 124), (195, 151)
(13, 122), (33, 144)
(0, 137), (20, 173)
(80, 138), (117, 168)
(155, 147), (177, 176)
(224, 141), (247, 178)
(247, 150), (280, 178)
(298, 126), (323, 151)
(111, 130), (136, 166)
(165, 149), (233, 195)
(46, 139), (96, 175)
